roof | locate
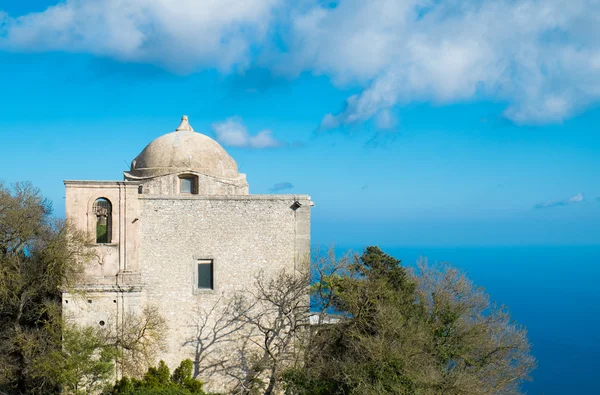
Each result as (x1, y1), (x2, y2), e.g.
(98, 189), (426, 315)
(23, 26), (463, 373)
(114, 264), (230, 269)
(125, 116), (240, 180)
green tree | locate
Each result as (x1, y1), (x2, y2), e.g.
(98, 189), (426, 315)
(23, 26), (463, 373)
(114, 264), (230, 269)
(111, 360), (205, 395)
(284, 246), (535, 395)
(0, 182), (168, 393)
(0, 181), (92, 394)
(34, 324), (117, 395)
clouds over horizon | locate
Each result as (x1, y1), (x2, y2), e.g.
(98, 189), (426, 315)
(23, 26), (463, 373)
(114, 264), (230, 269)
(212, 117), (283, 149)
(534, 193), (585, 209)
(2, 0), (600, 126)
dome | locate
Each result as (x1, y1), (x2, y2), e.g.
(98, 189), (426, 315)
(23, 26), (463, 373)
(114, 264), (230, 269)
(126, 116), (240, 180)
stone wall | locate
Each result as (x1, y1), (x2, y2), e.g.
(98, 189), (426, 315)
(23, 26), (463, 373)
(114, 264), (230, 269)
(64, 181), (142, 284)
(64, 179), (311, 392)
(62, 285), (144, 337)
(138, 194), (311, 392)
(130, 172), (249, 196)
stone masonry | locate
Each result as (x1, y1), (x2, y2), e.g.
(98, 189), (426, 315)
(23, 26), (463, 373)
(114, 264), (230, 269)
(63, 116), (311, 393)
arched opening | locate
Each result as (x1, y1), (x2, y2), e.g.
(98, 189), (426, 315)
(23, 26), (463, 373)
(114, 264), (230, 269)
(92, 198), (112, 244)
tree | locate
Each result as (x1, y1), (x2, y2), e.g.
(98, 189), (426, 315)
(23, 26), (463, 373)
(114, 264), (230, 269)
(284, 246), (536, 395)
(0, 181), (92, 394)
(0, 181), (167, 393)
(413, 260), (535, 394)
(233, 268), (312, 395)
(34, 323), (117, 395)
(111, 359), (205, 395)
(103, 306), (168, 378)
(182, 295), (250, 383)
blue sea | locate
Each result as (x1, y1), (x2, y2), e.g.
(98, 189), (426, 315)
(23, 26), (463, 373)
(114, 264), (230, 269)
(340, 245), (600, 395)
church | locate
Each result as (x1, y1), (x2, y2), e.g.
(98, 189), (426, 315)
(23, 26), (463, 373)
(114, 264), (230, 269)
(62, 116), (312, 391)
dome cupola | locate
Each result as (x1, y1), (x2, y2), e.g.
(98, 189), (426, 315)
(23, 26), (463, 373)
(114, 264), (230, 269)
(125, 116), (240, 180)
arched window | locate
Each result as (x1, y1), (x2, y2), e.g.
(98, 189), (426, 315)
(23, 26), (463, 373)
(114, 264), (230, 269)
(92, 198), (112, 244)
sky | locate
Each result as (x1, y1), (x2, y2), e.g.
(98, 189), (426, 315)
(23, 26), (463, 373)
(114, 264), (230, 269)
(0, 0), (599, 247)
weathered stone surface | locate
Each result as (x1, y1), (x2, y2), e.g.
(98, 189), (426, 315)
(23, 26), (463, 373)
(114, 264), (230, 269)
(63, 117), (311, 393)
(125, 116), (245, 182)
(137, 171), (248, 196)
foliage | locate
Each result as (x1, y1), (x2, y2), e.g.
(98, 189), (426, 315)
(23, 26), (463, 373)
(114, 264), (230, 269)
(34, 323), (117, 395)
(0, 180), (536, 394)
(0, 181), (166, 393)
(284, 246), (536, 395)
(96, 223), (108, 244)
(110, 360), (205, 395)
(0, 181), (92, 394)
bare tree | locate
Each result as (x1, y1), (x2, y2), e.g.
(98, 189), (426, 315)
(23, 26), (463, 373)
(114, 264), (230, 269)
(183, 295), (251, 381)
(182, 263), (317, 395)
(102, 305), (168, 378)
(232, 268), (312, 395)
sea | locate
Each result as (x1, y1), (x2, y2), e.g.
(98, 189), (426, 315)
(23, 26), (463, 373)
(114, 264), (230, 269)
(336, 245), (600, 395)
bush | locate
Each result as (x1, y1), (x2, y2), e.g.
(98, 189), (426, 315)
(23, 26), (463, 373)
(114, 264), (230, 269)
(110, 360), (205, 395)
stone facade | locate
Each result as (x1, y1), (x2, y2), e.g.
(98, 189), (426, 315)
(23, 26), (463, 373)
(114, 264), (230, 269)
(137, 171), (248, 196)
(63, 117), (311, 393)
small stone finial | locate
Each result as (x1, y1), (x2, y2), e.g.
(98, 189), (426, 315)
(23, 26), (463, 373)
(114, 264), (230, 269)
(176, 115), (194, 132)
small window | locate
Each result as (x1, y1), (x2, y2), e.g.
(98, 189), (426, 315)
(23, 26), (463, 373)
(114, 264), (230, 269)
(179, 175), (198, 194)
(92, 198), (112, 244)
(181, 178), (193, 193)
(197, 259), (213, 290)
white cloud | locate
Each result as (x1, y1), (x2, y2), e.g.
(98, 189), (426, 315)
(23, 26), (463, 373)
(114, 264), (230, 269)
(0, 0), (280, 73)
(282, 0), (600, 127)
(212, 117), (282, 148)
(2, 0), (600, 124)
(534, 193), (585, 209)
(374, 109), (397, 130)
(569, 193), (585, 204)
(320, 72), (401, 129)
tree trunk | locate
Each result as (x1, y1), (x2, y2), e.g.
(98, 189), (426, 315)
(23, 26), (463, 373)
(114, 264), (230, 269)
(264, 364), (278, 395)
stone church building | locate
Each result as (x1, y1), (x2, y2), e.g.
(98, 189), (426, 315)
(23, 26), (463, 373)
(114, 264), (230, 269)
(62, 116), (311, 391)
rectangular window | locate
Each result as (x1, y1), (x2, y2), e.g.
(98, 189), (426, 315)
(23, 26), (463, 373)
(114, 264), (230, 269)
(180, 177), (193, 194)
(197, 259), (213, 289)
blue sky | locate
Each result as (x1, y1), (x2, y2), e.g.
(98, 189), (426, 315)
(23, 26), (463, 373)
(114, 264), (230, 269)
(1, 0), (599, 246)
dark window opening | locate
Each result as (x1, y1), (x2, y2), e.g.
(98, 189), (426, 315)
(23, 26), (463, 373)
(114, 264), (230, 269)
(197, 259), (213, 290)
(180, 175), (198, 194)
(93, 198), (112, 244)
